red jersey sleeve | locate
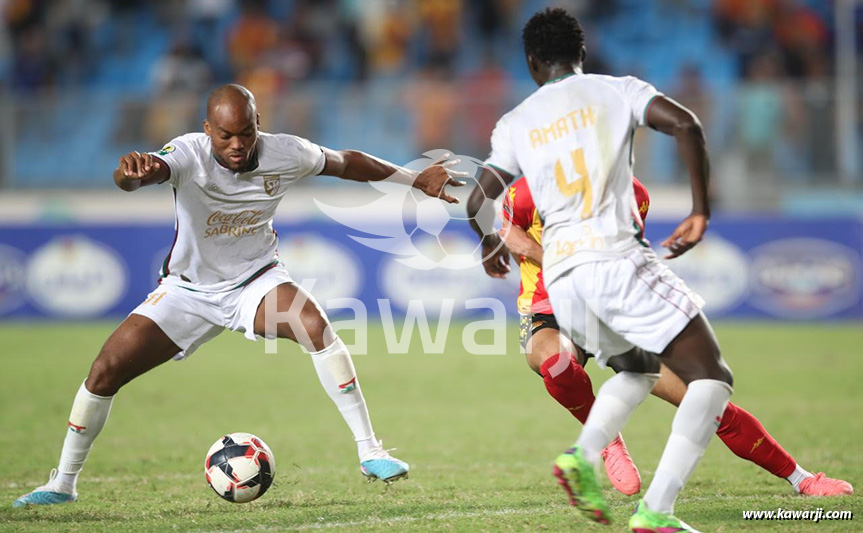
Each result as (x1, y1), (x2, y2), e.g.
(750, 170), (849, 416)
(502, 178), (536, 230)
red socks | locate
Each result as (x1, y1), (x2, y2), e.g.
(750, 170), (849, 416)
(540, 352), (596, 425)
(716, 402), (796, 479)
(538, 354), (797, 480)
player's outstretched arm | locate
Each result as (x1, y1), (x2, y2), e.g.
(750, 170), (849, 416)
(320, 148), (468, 204)
(646, 97), (710, 259)
(467, 167), (515, 278)
(113, 151), (169, 192)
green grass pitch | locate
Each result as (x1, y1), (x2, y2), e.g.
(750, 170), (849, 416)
(0, 321), (861, 532)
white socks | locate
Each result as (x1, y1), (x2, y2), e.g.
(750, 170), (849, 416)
(310, 338), (379, 459)
(644, 379), (732, 513)
(55, 381), (114, 493)
(787, 464), (813, 492)
(576, 371), (659, 465)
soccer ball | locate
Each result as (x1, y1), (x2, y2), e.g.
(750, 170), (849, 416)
(204, 433), (276, 503)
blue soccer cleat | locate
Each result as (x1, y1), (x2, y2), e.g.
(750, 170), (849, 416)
(13, 469), (77, 507)
(360, 443), (409, 484)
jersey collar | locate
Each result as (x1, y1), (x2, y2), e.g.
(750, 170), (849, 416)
(543, 68), (582, 86)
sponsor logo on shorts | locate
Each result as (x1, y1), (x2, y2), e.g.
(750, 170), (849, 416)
(748, 238), (862, 319)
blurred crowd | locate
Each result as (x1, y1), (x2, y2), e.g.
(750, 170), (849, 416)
(1, 0), (860, 189)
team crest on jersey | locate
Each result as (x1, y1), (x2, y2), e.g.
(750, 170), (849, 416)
(263, 176), (281, 196)
(157, 145), (175, 156)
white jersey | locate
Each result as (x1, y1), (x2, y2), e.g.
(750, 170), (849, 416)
(485, 72), (662, 286)
(149, 131), (326, 292)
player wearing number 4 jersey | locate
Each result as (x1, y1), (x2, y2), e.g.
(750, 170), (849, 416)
(468, 8), (849, 532)
(501, 175), (852, 499)
(14, 84), (468, 507)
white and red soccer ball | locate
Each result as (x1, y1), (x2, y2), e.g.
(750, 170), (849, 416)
(204, 433), (276, 503)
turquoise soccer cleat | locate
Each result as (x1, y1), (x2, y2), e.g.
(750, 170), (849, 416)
(13, 469), (77, 507)
(360, 444), (409, 484)
(553, 446), (611, 525)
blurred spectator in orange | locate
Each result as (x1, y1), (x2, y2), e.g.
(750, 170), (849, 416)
(772, 0), (828, 79)
(461, 49), (510, 154)
(364, 1), (414, 76)
(404, 61), (457, 151)
(226, 1), (279, 75)
(418, 0), (462, 68)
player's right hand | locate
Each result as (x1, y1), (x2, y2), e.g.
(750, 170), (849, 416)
(480, 234), (511, 278)
(119, 151), (161, 179)
(662, 213), (708, 259)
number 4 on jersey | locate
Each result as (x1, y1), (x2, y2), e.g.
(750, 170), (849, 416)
(554, 148), (593, 219)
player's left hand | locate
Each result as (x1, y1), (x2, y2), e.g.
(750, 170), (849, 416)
(414, 153), (469, 204)
(480, 234), (511, 278)
(662, 213), (709, 259)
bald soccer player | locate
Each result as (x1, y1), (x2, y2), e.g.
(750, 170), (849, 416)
(14, 84), (467, 506)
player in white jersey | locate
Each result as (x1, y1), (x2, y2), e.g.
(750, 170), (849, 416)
(468, 9), (733, 532)
(14, 84), (467, 507)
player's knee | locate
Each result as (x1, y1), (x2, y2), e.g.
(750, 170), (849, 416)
(86, 354), (126, 396)
(714, 358), (734, 388)
(524, 345), (546, 376)
(703, 345), (733, 387)
(299, 311), (331, 351)
(608, 348), (660, 375)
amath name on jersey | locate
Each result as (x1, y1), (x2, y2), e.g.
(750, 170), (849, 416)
(529, 105), (597, 148)
(204, 210), (263, 238)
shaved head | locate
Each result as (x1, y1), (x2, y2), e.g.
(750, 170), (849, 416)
(206, 83), (257, 122)
(204, 84), (260, 172)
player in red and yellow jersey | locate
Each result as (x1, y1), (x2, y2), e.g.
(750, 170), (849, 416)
(501, 177), (853, 498)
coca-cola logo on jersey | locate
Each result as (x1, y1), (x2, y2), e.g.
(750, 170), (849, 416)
(205, 210), (264, 238)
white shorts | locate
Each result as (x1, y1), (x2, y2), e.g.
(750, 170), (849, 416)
(131, 263), (293, 360)
(546, 247), (704, 368)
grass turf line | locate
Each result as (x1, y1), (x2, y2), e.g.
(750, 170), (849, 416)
(0, 321), (861, 532)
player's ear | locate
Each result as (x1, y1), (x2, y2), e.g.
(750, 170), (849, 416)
(525, 55), (543, 86)
(256, 113), (261, 127)
(203, 120), (211, 136)
(579, 46), (587, 66)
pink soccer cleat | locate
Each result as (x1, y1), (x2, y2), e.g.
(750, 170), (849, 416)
(601, 433), (641, 496)
(798, 473), (854, 496)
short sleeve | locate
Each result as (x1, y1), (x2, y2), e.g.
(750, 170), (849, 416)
(150, 137), (196, 187)
(289, 135), (326, 178)
(620, 76), (663, 128)
(502, 180), (535, 230)
(484, 114), (521, 178)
